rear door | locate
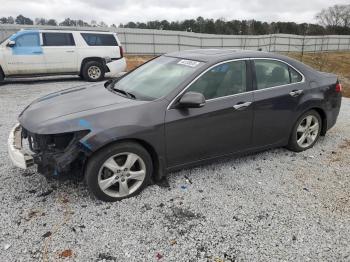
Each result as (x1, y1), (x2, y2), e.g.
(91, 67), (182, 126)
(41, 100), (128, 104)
(165, 60), (254, 168)
(251, 58), (306, 147)
(3, 31), (46, 75)
(41, 32), (77, 73)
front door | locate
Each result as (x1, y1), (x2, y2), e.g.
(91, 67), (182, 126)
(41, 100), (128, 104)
(165, 60), (254, 168)
(3, 31), (46, 75)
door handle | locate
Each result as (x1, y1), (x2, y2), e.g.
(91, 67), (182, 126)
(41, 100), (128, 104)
(233, 101), (252, 110)
(66, 50), (75, 53)
(289, 89), (303, 97)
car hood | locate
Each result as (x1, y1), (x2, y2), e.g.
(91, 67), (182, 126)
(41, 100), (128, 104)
(19, 83), (144, 133)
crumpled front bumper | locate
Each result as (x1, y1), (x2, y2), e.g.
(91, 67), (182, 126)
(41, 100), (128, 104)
(8, 123), (34, 169)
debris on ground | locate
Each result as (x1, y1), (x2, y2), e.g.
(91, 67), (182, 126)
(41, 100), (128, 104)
(42, 231), (52, 238)
(184, 175), (193, 184)
(38, 189), (53, 197)
(24, 209), (45, 221)
(98, 253), (116, 260)
(4, 243), (11, 250)
(59, 249), (73, 258)
(156, 252), (163, 260)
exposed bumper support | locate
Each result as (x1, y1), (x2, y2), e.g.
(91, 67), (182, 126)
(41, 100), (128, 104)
(8, 123), (34, 169)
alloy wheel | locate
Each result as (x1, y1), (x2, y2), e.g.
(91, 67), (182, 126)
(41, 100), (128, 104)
(98, 152), (146, 198)
(296, 115), (320, 148)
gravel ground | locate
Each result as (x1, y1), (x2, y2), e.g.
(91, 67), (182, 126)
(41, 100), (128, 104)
(1, 77), (350, 262)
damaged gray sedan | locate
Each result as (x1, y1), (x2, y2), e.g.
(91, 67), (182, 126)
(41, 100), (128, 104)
(8, 49), (342, 201)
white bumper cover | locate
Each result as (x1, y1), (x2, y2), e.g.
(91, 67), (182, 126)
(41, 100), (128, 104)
(105, 58), (127, 77)
(8, 123), (34, 169)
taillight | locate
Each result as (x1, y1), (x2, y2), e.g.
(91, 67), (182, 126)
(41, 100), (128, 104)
(119, 46), (124, 58)
(335, 82), (342, 93)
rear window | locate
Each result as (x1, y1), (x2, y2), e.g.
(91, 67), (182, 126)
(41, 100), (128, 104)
(42, 33), (75, 46)
(254, 60), (291, 89)
(81, 33), (118, 46)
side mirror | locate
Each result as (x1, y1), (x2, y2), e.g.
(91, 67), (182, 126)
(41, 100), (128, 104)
(7, 40), (15, 48)
(178, 92), (205, 108)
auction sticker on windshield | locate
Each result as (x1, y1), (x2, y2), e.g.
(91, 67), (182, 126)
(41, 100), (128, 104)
(177, 59), (201, 67)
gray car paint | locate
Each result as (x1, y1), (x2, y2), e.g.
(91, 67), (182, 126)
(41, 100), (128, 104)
(18, 49), (342, 180)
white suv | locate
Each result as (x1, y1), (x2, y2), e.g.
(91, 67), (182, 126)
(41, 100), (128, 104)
(0, 29), (126, 82)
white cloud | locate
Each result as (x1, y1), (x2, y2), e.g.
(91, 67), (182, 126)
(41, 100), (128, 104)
(0, 0), (348, 25)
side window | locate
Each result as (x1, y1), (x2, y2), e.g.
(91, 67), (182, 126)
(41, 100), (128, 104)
(254, 60), (290, 89)
(81, 33), (118, 46)
(15, 33), (40, 47)
(186, 60), (247, 100)
(42, 33), (75, 46)
(289, 67), (303, 83)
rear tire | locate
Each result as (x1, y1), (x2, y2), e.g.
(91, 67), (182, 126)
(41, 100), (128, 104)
(82, 61), (105, 82)
(85, 142), (153, 202)
(0, 68), (4, 83)
(287, 110), (322, 152)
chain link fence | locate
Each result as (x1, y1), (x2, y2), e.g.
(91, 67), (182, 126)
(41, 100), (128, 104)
(1, 24), (350, 55)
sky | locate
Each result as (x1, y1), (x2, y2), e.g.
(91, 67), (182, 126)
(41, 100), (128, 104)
(0, 0), (349, 25)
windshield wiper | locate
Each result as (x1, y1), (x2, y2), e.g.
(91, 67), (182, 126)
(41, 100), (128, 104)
(112, 87), (136, 100)
(105, 79), (137, 99)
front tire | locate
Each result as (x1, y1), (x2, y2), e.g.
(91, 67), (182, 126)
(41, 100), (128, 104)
(85, 142), (153, 202)
(82, 61), (105, 82)
(287, 110), (322, 152)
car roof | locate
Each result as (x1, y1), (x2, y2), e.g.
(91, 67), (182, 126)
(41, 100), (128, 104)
(165, 49), (290, 63)
(22, 29), (114, 34)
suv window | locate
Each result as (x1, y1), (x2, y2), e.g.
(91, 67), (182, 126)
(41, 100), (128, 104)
(186, 60), (247, 100)
(42, 33), (75, 46)
(81, 33), (118, 46)
(254, 60), (292, 89)
(15, 33), (40, 47)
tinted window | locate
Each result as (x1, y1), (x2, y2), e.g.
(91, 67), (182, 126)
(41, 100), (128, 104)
(186, 60), (247, 100)
(42, 33), (75, 46)
(254, 60), (290, 89)
(289, 67), (303, 83)
(81, 33), (117, 46)
(15, 33), (40, 47)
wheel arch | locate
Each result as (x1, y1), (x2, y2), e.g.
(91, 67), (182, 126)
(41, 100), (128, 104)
(311, 107), (327, 136)
(80, 57), (106, 74)
(295, 107), (327, 136)
(84, 138), (165, 182)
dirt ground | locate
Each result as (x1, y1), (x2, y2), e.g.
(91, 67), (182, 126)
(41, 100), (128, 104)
(125, 52), (350, 98)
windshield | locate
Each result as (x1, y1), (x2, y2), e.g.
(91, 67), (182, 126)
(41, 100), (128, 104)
(0, 35), (11, 45)
(113, 56), (204, 100)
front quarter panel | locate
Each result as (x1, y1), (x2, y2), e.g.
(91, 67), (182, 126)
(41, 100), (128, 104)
(21, 99), (168, 160)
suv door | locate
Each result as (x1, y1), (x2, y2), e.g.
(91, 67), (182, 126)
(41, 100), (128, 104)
(41, 32), (77, 73)
(251, 58), (305, 147)
(165, 60), (254, 168)
(3, 31), (46, 75)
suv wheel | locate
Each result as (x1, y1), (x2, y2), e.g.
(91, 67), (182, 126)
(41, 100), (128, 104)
(82, 61), (105, 82)
(287, 110), (322, 152)
(85, 142), (153, 202)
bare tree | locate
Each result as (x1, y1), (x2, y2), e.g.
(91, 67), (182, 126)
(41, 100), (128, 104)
(316, 4), (350, 27)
